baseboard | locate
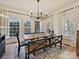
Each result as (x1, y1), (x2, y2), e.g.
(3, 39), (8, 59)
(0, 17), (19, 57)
(5, 38), (17, 45)
(63, 38), (76, 48)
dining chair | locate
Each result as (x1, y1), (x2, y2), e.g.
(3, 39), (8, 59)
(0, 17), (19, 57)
(16, 33), (28, 56)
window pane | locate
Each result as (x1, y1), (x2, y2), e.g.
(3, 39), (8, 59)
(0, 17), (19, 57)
(9, 22), (19, 37)
(24, 21), (31, 33)
(35, 21), (40, 32)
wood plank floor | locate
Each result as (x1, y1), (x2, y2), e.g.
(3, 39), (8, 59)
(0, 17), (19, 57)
(2, 40), (79, 59)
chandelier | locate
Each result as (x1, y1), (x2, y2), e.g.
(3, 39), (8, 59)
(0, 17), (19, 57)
(30, 0), (47, 20)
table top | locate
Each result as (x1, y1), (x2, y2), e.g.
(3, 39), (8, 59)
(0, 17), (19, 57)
(24, 33), (49, 40)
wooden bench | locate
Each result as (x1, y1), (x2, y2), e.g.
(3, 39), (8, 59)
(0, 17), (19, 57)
(25, 37), (51, 59)
(51, 35), (62, 49)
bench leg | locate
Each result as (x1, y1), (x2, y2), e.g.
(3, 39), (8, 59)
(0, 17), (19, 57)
(25, 53), (27, 59)
(54, 43), (56, 47)
(49, 40), (52, 48)
(27, 54), (29, 59)
(33, 52), (36, 56)
(60, 35), (62, 49)
(60, 42), (62, 49)
(43, 48), (46, 52)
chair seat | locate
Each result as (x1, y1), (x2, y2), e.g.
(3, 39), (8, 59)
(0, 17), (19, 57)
(20, 40), (29, 46)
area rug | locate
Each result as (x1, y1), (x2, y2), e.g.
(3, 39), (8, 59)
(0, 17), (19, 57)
(12, 45), (66, 59)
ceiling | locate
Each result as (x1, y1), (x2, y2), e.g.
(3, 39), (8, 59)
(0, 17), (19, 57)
(0, 0), (76, 15)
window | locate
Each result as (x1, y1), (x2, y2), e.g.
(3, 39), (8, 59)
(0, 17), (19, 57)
(35, 21), (40, 32)
(9, 22), (19, 37)
(24, 21), (31, 33)
(63, 10), (76, 40)
(64, 16), (75, 36)
(9, 16), (20, 37)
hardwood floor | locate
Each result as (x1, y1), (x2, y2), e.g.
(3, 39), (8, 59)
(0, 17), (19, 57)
(2, 44), (16, 59)
(54, 46), (79, 59)
(2, 39), (79, 59)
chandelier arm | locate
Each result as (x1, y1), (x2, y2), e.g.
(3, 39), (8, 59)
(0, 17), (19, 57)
(37, 0), (40, 19)
(30, 0), (47, 20)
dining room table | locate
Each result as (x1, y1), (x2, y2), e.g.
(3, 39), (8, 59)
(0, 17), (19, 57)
(23, 32), (63, 49)
(23, 32), (49, 40)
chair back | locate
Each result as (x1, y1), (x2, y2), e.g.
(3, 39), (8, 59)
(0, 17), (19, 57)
(16, 33), (20, 46)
